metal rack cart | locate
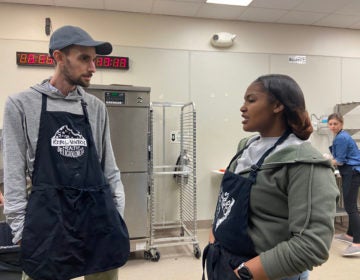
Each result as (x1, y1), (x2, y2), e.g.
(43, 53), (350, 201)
(145, 102), (200, 261)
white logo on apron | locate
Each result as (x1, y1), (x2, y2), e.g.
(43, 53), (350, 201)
(215, 190), (235, 231)
(51, 125), (87, 158)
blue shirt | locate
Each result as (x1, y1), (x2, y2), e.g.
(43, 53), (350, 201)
(330, 130), (360, 172)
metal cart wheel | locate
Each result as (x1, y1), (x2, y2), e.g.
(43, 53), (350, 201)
(193, 244), (201, 259)
(150, 248), (160, 262)
(144, 250), (152, 260)
(145, 248), (161, 262)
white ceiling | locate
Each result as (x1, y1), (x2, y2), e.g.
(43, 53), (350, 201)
(3, 0), (360, 30)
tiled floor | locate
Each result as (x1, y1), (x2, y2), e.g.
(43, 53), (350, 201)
(74, 218), (359, 280)
(0, 212), (356, 279)
(310, 218), (360, 280)
(4, 204), (358, 279)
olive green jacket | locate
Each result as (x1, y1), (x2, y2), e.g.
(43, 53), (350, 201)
(231, 135), (339, 279)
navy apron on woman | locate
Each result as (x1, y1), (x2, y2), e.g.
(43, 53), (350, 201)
(203, 131), (291, 280)
(21, 93), (130, 280)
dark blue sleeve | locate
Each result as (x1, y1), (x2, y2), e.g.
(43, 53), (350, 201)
(332, 133), (348, 164)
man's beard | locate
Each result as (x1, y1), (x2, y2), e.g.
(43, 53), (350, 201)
(68, 76), (90, 88)
(63, 59), (91, 87)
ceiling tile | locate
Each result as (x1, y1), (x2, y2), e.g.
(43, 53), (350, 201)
(294, 0), (354, 13)
(3, 0), (360, 30)
(250, 0), (302, 10)
(0, 0), (53, 4)
(54, 0), (103, 10)
(196, 4), (246, 20)
(152, 0), (201, 17)
(314, 13), (360, 29)
(238, 7), (287, 22)
(336, 0), (360, 16)
(168, 0), (203, 2)
(277, 11), (326, 25)
(104, 0), (153, 13)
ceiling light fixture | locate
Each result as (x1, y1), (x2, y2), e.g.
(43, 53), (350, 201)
(206, 0), (253, 6)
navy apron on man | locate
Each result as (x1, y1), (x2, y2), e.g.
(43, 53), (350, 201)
(21, 93), (129, 280)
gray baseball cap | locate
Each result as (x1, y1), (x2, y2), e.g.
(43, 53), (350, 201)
(49, 25), (112, 56)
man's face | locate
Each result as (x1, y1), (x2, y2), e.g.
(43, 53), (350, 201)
(60, 45), (97, 87)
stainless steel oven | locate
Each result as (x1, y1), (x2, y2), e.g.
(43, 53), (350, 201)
(88, 85), (150, 243)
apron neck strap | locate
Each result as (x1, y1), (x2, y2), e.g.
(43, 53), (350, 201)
(80, 99), (90, 124)
(77, 89), (90, 124)
(248, 129), (291, 181)
(41, 93), (47, 112)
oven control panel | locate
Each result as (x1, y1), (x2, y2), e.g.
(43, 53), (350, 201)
(104, 91), (125, 105)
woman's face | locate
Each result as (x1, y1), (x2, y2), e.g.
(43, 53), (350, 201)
(240, 82), (284, 137)
(328, 118), (343, 135)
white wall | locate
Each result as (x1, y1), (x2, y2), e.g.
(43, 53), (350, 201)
(1, 3), (360, 221)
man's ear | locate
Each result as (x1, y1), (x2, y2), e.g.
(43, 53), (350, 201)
(273, 102), (285, 113)
(52, 50), (64, 63)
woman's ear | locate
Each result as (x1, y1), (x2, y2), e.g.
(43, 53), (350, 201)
(273, 102), (285, 113)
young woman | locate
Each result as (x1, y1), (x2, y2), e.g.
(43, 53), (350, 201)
(204, 74), (339, 280)
(328, 113), (360, 256)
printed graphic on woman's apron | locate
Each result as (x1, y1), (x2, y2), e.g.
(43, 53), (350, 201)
(51, 125), (87, 158)
(215, 188), (235, 230)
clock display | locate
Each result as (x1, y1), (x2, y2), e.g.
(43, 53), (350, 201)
(16, 52), (129, 70)
(17, 52), (54, 66)
(95, 56), (129, 69)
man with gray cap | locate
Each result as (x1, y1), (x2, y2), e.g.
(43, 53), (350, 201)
(2, 25), (129, 280)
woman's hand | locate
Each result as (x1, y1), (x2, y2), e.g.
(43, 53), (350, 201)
(209, 228), (216, 244)
(0, 191), (4, 206)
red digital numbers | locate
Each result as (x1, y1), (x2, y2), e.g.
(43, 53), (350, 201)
(17, 52), (129, 70)
(119, 58), (128, 68)
(28, 54), (35, 64)
(38, 54), (46, 64)
(95, 56), (129, 69)
(46, 56), (54, 65)
(16, 52), (54, 67)
(96, 56), (104, 67)
(19, 53), (28, 64)
(104, 57), (111, 67)
(113, 58), (120, 68)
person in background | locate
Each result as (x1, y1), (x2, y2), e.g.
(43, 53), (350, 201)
(203, 74), (339, 280)
(2, 25), (129, 280)
(328, 113), (360, 256)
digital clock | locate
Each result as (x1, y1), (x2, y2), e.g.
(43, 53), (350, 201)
(16, 52), (54, 67)
(95, 55), (129, 69)
(16, 52), (129, 70)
